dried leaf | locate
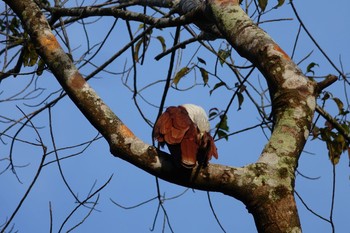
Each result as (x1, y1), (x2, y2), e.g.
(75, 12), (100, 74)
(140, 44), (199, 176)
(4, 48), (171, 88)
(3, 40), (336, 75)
(156, 36), (166, 52)
(172, 67), (190, 86)
(134, 39), (143, 62)
(332, 97), (344, 115)
(320, 127), (348, 165)
(311, 126), (319, 140)
(23, 42), (39, 67)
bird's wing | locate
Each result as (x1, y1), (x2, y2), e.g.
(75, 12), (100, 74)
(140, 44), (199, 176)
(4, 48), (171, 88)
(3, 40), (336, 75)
(180, 123), (200, 168)
(153, 106), (191, 144)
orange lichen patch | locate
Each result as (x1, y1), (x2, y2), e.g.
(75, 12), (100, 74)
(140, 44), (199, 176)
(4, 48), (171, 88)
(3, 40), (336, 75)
(38, 33), (61, 53)
(70, 71), (85, 89)
(119, 124), (135, 138)
(273, 44), (290, 60)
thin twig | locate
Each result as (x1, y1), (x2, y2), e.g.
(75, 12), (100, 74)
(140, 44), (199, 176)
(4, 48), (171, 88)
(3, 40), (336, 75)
(213, 67), (255, 139)
(294, 190), (330, 223)
(329, 164), (336, 233)
(1, 107), (47, 233)
(48, 106), (83, 205)
(58, 175), (113, 233)
(49, 201), (53, 233)
(207, 192), (227, 233)
(110, 196), (158, 209)
(155, 26), (181, 123)
(290, 1), (348, 83)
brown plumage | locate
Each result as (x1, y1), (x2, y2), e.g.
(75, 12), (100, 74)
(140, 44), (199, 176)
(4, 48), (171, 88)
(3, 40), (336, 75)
(153, 105), (218, 168)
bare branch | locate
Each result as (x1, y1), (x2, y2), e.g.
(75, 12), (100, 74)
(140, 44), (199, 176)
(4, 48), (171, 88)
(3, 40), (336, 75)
(48, 6), (189, 28)
(290, 1), (348, 83)
(1, 107), (47, 233)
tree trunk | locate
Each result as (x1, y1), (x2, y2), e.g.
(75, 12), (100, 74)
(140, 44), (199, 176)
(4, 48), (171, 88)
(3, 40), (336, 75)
(6, 0), (333, 232)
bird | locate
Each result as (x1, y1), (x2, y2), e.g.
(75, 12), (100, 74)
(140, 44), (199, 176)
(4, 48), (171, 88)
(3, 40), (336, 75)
(153, 104), (218, 168)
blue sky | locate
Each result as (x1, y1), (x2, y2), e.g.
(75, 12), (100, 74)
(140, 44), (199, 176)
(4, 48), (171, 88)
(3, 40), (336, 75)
(0, 0), (349, 232)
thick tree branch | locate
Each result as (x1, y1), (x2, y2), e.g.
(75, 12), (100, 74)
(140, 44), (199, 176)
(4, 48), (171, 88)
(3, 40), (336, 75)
(203, 0), (319, 232)
(4, 0), (251, 201)
(48, 1), (223, 37)
(6, 0), (326, 232)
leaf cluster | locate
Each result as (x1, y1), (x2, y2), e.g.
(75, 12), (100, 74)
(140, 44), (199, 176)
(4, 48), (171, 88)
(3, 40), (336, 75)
(313, 93), (350, 165)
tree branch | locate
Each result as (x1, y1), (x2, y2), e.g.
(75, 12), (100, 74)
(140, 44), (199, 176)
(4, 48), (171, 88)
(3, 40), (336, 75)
(205, 0), (320, 231)
(4, 0), (249, 201)
(48, 6), (189, 28)
(5, 0), (325, 232)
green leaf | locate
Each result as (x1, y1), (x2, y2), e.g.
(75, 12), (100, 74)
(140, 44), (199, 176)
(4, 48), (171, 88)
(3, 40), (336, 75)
(156, 36), (166, 52)
(237, 92), (244, 111)
(217, 115), (229, 132)
(36, 58), (45, 76)
(135, 24), (153, 35)
(172, 67), (190, 86)
(215, 114), (230, 141)
(218, 49), (231, 66)
(209, 81), (226, 95)
(306, 62), (319, 75)
(274, 0), (285, 9)
(199, 67), (209, 86)
(258, 0), (268, 11)
(9, 17), (21, 36)
(197, 57), (206, 65)
(135, 23), (146, 34)
(217, 129), (229, 141)
(209, 108), (219, 119)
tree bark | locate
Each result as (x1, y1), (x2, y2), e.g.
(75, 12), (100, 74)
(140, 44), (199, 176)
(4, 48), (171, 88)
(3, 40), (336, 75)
(5, 0), (329, 232)
(206, 1), (319, 232)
